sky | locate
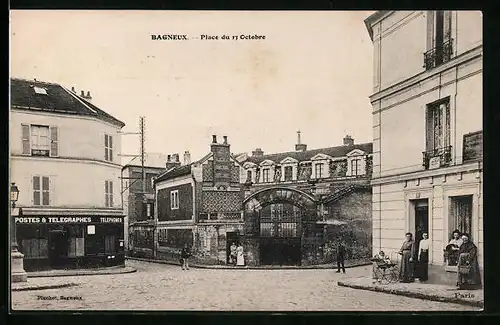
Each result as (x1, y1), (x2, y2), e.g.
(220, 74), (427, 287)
(10, 10), (375, 165)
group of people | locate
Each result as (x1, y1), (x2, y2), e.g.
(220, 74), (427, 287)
(396, 230), (481, 290)
(229, 242), (245, 266)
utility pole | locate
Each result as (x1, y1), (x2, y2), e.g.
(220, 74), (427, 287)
(139, 116), (146, 195)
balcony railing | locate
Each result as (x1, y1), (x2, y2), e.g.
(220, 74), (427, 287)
(422, 146), (452, 169)
(423, 39), (453, 70)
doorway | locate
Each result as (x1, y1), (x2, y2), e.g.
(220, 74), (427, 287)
(48, 230), (68, 269)
(226, 232), (240, 264)
(414, 199), (429, 247)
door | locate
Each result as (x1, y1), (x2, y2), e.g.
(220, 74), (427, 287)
(414, 199), (429, 247)
(49, 230), (68, 269)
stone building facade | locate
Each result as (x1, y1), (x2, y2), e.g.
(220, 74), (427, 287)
(365, 11), (482, 284)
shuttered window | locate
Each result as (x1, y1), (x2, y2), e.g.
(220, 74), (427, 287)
(22, 124), (30, 154)
(104, 134), (113, 162)
(105, 180), (114, 207)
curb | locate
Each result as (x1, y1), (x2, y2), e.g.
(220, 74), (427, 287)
(12, 283), (80, 292)
(337, 280), (484, 308)
(27, 266), (137, 278)
(126, 256), (372, 270)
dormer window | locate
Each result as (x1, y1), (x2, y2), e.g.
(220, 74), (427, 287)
(34, 86), (47, 95)
(315, 163), (324, 179)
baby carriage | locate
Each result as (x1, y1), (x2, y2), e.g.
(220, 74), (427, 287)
(370, 252), (400, 284)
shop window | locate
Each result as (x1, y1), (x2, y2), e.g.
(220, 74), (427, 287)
(18, 224), (48, 259)
(450, 195), (473, 240)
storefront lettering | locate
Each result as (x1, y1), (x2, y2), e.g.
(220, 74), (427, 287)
(14, 216), (123, 223)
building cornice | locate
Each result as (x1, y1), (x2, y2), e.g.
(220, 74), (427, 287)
(11, 154), (122, 168)
(369, 45), (482, 103)
(371, 161), (482, 186)
(364, 11), (395, 41)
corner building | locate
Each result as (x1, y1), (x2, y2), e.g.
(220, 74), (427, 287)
(364, 11), (483, 283)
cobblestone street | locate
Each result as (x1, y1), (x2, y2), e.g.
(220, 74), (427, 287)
(12, 260), (480, 311)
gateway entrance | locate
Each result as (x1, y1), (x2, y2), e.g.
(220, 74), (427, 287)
(259, 203), (302, 266)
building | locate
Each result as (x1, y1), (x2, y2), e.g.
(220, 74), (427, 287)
(364, 11), (483, 283)
(153, 133), (373, 266)
(239, 132), (373, 266)
(121, 152), (171, 257)
(153, 135), (245, 265)
(10, 77), (126, 271)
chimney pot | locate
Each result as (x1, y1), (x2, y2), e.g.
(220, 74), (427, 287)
(71, 87), (75, 93)
(212, 135), (217, 143)
(81, 90), (84, 96)
(223, 136), (228, 144)
(87, 91), (91, 97)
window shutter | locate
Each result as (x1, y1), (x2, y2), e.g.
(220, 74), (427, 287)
(109, 136), (113, 162)
(49, 126), (58, 157)
(444, 11), (452, 42)
(104, 135), (109, 161)
(42, 176), (50, 205)
(22, 124), (31, 155)
(105, 181), (109, 207)
(33, 176), (40, 206)
(426, 11), (435, 50)
(425, 106), (433, 151)
(109, 181), (114, 207)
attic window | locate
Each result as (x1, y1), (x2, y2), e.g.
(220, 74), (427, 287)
(34, 86), (47, 95)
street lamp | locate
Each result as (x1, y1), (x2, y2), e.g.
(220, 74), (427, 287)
(11, 182), (27, 282)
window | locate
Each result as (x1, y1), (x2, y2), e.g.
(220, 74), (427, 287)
(33, 176), (50, 206)
(315, 163), (324, 179)
(146, 203), (152, 217)
(246, 170), (252, 182)
(425, 11), (453, 69)
(30, 125), (50, 156)
(34, 86), (47, 95)
(350, 159), (364, 176)
(105, 180), (114, 207)
(450, 196), (473, 240)
(424, 99), (452, 168)
(104, 134), (113, 162)
(284, 166), (293, 181)
(262, 169), (270, 183)
(22, 124), (59, 157)
(170, 190), (179, 209)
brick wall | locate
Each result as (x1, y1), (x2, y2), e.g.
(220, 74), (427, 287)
(157, 183), (193, 221)
(202, 191), (242, 213)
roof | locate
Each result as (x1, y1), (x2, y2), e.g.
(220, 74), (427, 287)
(153, 164), (192, 184)
(364, 11), (393, 41)
(242, 142), (373, 165)
(10, 78), (125, 128)
(122, 153), (168, 169)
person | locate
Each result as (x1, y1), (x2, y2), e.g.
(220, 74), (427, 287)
(457, 233), (482, 290)
(417, 232), (430, 282)
(181, 244), (191, 270)
(230, 242), (237, 265)
(375, 250), (391, 264)
(336, 242), (346, 274)
(236, 243), (245, 266)
(446, 230), (463, 266)
(398, 232), (416, 283)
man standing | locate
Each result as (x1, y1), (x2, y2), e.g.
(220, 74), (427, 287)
(336, 242), (346, 274)
(181, 244), (191, 270)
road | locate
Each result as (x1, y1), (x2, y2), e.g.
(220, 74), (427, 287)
(11, 259), (480, 311)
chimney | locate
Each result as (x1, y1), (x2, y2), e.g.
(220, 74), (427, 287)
(166, 153), (181, 170)
(295, 130), (307, 152)
(212, 135), (217, 143)
(252, 148), (264, 157)
(85, 91), (92, 102)
(343, 135), (354, 146)
(184, 151), (191, 165)
(71, 86), (76, 93)
(81, 90), (85, 97)
(223, 136), (228, 145)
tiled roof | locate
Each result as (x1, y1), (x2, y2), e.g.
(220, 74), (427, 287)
(243, 142), (373, 165)
(153, 164), (192, 184)
(10, 78), (125, 127)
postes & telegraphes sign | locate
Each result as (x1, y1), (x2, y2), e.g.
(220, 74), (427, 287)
(14, 216), (124, 224)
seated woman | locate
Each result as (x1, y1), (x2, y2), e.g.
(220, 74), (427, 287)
(445, 230), (463, 266)
(457, 233), (482, 290)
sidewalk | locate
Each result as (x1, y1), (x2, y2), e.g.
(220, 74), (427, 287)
(27, 265), (137, 278)
(126, 256), (371, 269)
(12, 278), (80, 292)
(338, 276), (484, 308)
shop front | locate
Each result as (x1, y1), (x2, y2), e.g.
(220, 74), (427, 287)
(14, 215), (125, 271)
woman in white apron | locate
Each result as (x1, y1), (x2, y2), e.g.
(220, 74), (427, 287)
(236, 244), (245, 266)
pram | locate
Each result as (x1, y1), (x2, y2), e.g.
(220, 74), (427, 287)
(370, 253), (399, 284)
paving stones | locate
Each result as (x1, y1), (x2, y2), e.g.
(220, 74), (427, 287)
(11, 260), (481, 311)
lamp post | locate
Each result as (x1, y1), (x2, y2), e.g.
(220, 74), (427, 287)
(11, 182), (27, 282)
